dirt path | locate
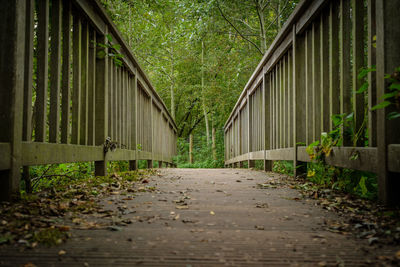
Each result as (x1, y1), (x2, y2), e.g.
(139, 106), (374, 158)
(0, 168), (398, 266)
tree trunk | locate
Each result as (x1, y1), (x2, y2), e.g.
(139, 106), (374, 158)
(212, 127), (217, 160)
(256, 2), (267, 54)
(201, 41), (210, 144)
(170, 46), (175, 119)
(189, 134), (194, 163)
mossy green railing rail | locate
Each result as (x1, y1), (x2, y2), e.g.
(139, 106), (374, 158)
(224, 0), (400, 205)
(0, 0), (177, 200)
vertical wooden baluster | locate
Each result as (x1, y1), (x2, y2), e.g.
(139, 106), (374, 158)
(121, 69), (125, 148)
(88, 29), (96, 146)
(340, 0), (352, 145)
(271, 71), (275, 150)
(281, 56), (287, 148)
(80, 20), (89, 145)
(94, 30), (109, 177)
(127, 75), (131, 150)
(264, 67), (272, 171)
(367, 0), (376, 147)
(293, 25), (307, 178)
(107, 48), (113, 142)
(312, 22), (321, 142)
(0, 1), (26, 200)
(279, 61), (283, 148)
(320, 11), (330, 133)
(305, 30), (313, 145)
(23, 0), (34, 144)
(247, 90), (254, 168)
(72, 15), (81, 145)
(61, 0), (71, 144)
(352, 0), (365, 147)
(329, 1), (340, 131)
(288, 52), (292, 148)
(113, 64), (117, 143)
(36, 0), (49, 142)
(49, 0), (62, 143)
(22, 0), (34, 192)
(130, 69), (137, 170)
(376, 0), (400, 205)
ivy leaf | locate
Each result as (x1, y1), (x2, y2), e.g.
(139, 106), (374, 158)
(382, 91), (398, 100)
(371, 101), (391, 111)
(96, 50), (106, 59)
(389, 83), (400, 91)
(106, 34), (113, 43)
(112, 44), (121, 51)
(356, 82), (368, 94)
(387, 112), (400, 120)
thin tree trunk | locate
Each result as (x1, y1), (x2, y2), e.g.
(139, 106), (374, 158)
(170, 46), (175, 119)
(256, 3), (267, 54)
(189, 134), (194, 163)
(201, 41), (210, 145)
(212, 126), (217, 160)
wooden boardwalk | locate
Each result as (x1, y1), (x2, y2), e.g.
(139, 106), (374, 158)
(0, 169), (398, 266)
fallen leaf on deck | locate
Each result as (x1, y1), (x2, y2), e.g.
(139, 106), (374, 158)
(176, 205), (189, 210)
(210, 211), (215, 215)
(58, 250), (66, 256)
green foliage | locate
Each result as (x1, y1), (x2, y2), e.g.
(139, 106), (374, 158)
(273, 161), (294, 176)
(306, 162), (377, 200)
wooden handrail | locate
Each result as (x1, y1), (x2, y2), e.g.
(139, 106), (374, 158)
(223, 0), (400, 205)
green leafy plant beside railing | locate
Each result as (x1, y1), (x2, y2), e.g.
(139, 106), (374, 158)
(95, 34), (124, 67)
(302, 65), (400, 200)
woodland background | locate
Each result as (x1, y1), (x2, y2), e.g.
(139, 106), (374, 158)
(101, 0), (298, 168)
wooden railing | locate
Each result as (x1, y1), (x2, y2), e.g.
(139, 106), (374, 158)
(224, 0), (400, 205)
(0, 0), (177, 200)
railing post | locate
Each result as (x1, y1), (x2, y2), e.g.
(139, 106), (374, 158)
(129, 68), (138, 171)
(263, 66), (272, 171)
(247, 91), (255, 168)
(293, 25), (307, 178)
(0, 0), (26, 200)
(376, 0), (400, 205)
(94, 28), (109, 177)
(147, 97), (154, 169)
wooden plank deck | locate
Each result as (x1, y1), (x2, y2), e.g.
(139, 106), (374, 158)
(0, 169), (398, 266)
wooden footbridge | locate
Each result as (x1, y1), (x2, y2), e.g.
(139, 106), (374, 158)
(0, 0), (400, 265)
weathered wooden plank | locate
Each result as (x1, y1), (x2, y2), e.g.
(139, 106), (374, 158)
(376, 0), (400, 205)
(71, 15), (82, 145)
(0, 143), (11, 171)
(388, 144), (400, 173)
(72, 0), (107, 34)
(329, 1), (340, 131)
(88, 28), (96, 146)
(295, 0), (329, 35)
(367, 0), (377, 147)
(23, 0), (34, 143)
(61, 0), (72, 144)
(352, 0), (365, 147)
(324, 147), (377, 173)
(49, 0), (62, 143)
(340, 0), (351, 145)
(288, 51), (292, 148)
(320, 10), (330, 133)
(312, 22), (321, 142)
(94, 30), (109, 176)
(293, 25), (307, 178)
(279, 60), (283, 148)
(265, 148), (295, 161)
(0, 0), (25, 199)
(305, 30), (313, 144)
(80, 20), (89, 146)
(283, 55), (288, 148)
(36, 0), (49, 142)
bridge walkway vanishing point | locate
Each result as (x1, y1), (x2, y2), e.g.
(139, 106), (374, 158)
(0, 169), (398, 266)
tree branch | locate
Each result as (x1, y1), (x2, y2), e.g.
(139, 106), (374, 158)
(216, 1), (263, 55)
